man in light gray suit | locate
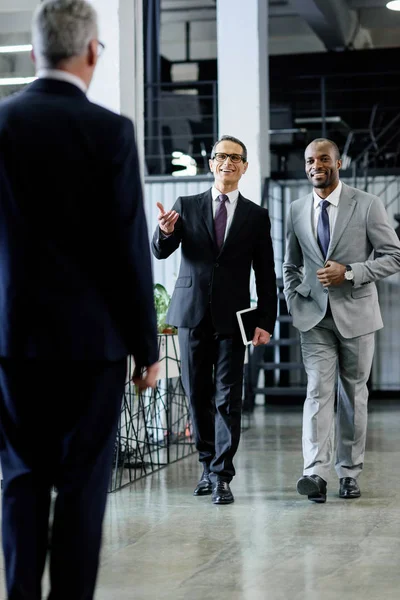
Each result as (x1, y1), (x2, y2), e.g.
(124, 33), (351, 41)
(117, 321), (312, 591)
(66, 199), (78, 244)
(283, 138), (400, 503)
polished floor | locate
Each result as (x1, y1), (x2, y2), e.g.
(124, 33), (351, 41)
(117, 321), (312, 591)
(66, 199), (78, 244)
(2, 400), (400, 599)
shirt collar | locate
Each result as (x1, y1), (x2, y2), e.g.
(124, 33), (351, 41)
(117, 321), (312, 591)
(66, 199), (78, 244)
(313, 180), (342, 208)
(212, 186), (239, 203)
(36, 69), (87, 94)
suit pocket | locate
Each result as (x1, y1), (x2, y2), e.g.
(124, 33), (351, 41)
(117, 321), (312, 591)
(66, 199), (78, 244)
(351, 285), (373, 299)
(175, 276), (192, 288)
(295, 282), (312, 298)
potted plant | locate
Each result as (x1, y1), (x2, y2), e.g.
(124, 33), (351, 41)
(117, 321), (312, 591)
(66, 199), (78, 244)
(153, 283), (176, 334)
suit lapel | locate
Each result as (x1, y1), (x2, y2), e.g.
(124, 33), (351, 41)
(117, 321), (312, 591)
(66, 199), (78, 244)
(198, 189), (216, 249)
(327, 183), (356, 258)
(219, 194), (251, 255)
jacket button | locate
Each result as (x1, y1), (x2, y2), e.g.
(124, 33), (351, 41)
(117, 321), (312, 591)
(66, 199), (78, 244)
(324, 288), (328, 294)
(215, 263), (219, 268)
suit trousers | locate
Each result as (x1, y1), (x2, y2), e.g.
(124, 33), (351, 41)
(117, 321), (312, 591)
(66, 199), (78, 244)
(300, 314), (375, 481)
(178, 308), (245, 482)
(0, 357), (126, 600)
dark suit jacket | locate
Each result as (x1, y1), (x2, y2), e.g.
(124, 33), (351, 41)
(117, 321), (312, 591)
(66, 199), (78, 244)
(0, 78), (158, 366)
(152, 190), (277, 335)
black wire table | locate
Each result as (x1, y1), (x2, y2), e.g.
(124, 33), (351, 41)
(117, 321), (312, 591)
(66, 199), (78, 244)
(109, 334), (195, 492)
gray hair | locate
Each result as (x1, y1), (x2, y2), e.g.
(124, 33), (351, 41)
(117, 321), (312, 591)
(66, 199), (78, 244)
(211, 135), (248, 162)
(32, 0), (98, 68)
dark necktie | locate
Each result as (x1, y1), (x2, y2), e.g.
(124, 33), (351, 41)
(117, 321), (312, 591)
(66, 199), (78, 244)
(317, 199), (330, 259)
(214, 194), (228, 250)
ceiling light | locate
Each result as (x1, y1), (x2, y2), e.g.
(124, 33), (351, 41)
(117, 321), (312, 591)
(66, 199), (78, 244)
(0, 77), (37, 86)
(0, 45), (33, 54)
(386, 1), (400, 11)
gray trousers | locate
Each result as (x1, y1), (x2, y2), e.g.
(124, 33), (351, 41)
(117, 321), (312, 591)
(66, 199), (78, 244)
(300, 314), (375, 481)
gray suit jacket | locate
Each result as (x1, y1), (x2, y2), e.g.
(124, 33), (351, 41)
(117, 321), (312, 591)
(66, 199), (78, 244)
(283, 182), (400, 339)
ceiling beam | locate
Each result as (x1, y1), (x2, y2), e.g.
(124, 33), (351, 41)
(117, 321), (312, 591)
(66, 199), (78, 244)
(291, 0), (372, 50)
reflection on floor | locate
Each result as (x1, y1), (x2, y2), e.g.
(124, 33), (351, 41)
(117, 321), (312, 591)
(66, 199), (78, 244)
(2, 401), (400, 599)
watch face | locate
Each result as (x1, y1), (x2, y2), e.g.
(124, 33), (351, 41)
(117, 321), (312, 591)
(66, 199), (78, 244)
(345, 270), (354, 280)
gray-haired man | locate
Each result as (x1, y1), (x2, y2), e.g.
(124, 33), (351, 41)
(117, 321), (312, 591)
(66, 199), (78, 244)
(0, 1), (158, 597)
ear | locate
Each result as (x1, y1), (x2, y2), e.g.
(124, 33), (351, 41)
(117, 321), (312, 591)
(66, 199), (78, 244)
(87, 39), (98, 67)
(30, 48), (36, 65)
(337, 159), (342, 170)
(209, 158), (214, 173)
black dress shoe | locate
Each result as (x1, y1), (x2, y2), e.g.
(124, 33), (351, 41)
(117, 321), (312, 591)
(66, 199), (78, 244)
(193, 470), (212, 496)
(212, 479), (234, 505)
(297, 474), (327, 503)
(339, 477), (361, 499)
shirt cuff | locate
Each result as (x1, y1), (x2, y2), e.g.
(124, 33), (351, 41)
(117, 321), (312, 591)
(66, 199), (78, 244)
(159, 228), (172, 239)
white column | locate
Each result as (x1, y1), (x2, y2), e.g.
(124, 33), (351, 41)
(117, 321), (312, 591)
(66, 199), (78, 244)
(88, 0), (145, 178)
(216, 0), (269, 204)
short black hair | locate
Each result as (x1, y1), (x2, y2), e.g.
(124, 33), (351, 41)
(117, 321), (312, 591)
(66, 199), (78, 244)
(306, 138), (341, 160)
(211, 135), (248, 162)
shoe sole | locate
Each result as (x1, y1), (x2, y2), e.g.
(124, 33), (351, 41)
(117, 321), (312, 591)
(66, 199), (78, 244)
(297, 478), (326, 503)
(297, 477), (320, 496)
(212, 498), (234, 505)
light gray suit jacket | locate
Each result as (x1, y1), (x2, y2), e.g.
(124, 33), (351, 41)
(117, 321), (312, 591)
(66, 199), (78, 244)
(283, 182), (400, 339)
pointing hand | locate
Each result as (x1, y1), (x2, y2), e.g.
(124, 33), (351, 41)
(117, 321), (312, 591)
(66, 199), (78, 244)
(157, 202), (179, 235)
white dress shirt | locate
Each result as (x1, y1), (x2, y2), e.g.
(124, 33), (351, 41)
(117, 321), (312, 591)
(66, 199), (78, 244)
(36, 68), (87, 94)
(212, 186), (239, 242)
(312, 180), (342, 239)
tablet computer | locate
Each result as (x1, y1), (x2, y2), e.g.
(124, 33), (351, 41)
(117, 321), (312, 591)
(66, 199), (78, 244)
(236, 307), (258, 346)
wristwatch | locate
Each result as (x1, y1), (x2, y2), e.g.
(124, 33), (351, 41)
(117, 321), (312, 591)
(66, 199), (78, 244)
(344, 265), (354, 282)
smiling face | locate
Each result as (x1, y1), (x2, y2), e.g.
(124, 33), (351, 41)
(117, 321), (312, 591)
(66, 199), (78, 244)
(305, 141), (342, 198)
(209, 140), (248, 193)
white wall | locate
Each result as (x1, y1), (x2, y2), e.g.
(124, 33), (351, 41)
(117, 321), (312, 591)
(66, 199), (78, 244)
(145, 176), (213, 295)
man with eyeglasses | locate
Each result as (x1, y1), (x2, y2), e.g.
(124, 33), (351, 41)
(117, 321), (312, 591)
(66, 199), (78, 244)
(0, 1), (158, 597)
(152, 135), (277, 504)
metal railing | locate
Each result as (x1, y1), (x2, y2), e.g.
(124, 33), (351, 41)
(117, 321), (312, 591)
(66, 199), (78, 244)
(144, 69), (400, 179)
(282, 70), (400, 176)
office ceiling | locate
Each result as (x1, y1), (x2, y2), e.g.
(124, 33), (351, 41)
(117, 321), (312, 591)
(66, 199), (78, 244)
(1, 0), (400, 49)
(0, 0), (400, 91)
(160, 0), (400, 51)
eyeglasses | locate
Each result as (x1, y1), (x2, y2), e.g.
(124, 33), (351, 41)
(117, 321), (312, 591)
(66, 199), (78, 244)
(212, 152), (246, 163)
(97, 40), (105, 57)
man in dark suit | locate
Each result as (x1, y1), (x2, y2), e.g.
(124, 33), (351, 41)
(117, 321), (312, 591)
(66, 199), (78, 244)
(0, 1), (158, 598)
(152, 135), (277, 504)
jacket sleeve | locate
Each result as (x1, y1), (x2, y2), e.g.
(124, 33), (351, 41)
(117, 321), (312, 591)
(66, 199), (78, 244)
(151, 197), (183, 259)
(283, 203), (304, 314)
(252, 208), (277, 335)
(110, 117), (158, 368)
(350, 195), (400, 285)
